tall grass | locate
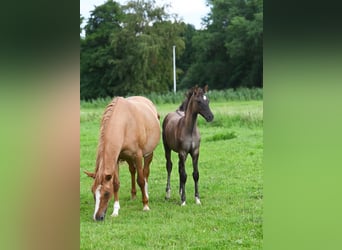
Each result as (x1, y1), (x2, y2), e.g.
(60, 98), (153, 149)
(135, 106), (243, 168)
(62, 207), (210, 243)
(80, 88), (263, 108)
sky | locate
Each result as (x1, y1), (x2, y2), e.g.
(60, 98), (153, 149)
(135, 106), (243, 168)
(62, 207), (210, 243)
(80, 0), (210, 30)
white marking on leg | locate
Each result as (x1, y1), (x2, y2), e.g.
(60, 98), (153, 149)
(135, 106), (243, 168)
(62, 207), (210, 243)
(111, 201), (120, 217)
(166, 189), (171, 199)
(144, 178), (149, 199)
(93, 185), (102, 220)
(195, 197), (201, 205)
(181, 201), (186, 206)
(143, 204), (150, 211)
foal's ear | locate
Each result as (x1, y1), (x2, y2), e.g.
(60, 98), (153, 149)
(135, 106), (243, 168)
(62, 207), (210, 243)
(204, 85), (208, 93)
(192, 85), (199, 95)
(84, 170), (95, 179)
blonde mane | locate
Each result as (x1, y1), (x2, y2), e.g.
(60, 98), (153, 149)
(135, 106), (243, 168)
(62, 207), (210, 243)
(94, 97), (119, 181)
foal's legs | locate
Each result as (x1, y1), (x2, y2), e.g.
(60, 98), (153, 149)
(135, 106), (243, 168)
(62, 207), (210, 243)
(127, 160), (137, 200)
(191, 150), (201, 205)
(111, 163), (121, 216)
(164, 144), (173, 199)
(135, 152), (149, 211)
(178, 152), (188, 205)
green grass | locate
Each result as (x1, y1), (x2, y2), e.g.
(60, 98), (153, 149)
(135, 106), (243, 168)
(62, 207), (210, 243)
(80, 99), (263, 249)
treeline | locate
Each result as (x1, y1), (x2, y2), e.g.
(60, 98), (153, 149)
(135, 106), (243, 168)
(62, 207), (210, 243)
(81, 0), (263, 100)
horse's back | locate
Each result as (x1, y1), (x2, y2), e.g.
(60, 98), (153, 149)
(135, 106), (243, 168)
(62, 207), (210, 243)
(116, 96), (160, 157)
(126, 96), (159, 120)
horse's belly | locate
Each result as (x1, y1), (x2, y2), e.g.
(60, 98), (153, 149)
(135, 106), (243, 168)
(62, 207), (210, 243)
(182, 139), (199, 152)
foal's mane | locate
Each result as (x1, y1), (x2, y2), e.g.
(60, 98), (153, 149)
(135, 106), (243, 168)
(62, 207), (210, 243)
(94, 97), (119, 180)
(178, 88), (192, 112)
(178, 86), (202, 112)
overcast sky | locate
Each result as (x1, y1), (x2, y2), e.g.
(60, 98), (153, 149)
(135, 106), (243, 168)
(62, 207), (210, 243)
(80, 0), (210, 30)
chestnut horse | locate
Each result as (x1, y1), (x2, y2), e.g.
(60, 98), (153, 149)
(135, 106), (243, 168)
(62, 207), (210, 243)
(162, 85), (214, 206)
(85, 96), (160, 221)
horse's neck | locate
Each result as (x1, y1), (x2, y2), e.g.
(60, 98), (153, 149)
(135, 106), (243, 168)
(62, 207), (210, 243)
(183, 100), (198, 133)
(95, 143), (120, 177)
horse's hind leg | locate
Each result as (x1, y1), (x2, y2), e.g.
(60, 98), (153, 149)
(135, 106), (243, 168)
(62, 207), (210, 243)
(191, 150), (201, 205)
(143, 152), (153, 201)
(164, 143), (172, 199)
(127, 160), (136, 200)
(135, 153), (150, 211)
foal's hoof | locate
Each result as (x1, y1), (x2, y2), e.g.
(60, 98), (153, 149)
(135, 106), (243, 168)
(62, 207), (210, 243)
(143, 205), (150, 211)
(195, 197), (201, 205)
(181, 201), (186, 206)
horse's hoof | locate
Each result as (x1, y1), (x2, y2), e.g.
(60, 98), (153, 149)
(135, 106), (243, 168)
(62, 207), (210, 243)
(111, 212), (119, 217)
(195, 197), (201, 205)
(181, 201), (186, 206)
(111, 201), (120, 216)
(143, 205), (150, 211)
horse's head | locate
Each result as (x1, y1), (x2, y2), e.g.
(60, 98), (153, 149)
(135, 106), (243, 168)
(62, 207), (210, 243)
(190, 85), (214, 122)
(85, 170), (113, 221)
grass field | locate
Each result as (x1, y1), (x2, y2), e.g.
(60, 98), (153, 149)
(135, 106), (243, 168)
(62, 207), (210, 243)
(80, 99), (263, 249)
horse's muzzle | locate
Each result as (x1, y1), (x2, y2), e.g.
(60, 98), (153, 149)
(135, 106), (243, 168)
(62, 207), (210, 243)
(94, 209), (107, 221)
(205, 113), (214, 122)
(95, 213), (105, 221)
(97, 215), (104, 221)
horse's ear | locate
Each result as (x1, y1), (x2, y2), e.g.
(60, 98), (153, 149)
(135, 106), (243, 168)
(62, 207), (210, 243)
(84, 170), (95, 179)
(204, 85), (208, 93)
(193, 85), (199, 95)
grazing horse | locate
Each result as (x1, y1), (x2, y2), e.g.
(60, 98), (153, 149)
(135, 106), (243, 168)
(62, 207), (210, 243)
(162, 85), (214, 206)
(84, 96), (160, 221)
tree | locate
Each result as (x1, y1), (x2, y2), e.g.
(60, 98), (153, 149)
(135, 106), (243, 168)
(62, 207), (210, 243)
(80, 0), (185, 99)
(110, 0), (185, 94)
(224, 0), (263, 87)
(177, 23), (196, 89)
(181, 0), (263, 89)
(80, 0), (124, 99)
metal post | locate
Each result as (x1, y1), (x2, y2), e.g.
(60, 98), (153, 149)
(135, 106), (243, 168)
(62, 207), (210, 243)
(173, 45), (176, 93)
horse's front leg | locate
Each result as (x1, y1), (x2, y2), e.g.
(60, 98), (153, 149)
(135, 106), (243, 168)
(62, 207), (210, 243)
(178, 152), (188, 206)
(111, 164), (121, 216)
(191, 149), (201, 205)
(136, 153), (150, 211)
(127, 160), (137, 200)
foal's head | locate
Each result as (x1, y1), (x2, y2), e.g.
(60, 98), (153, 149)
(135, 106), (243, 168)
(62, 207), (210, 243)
(188, 85), (214, 122)
(85, 171), (113, 221)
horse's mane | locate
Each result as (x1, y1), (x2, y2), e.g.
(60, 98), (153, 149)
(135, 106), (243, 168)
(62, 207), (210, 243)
(177, 86), (197, 112)
(94, 97), (119, 179)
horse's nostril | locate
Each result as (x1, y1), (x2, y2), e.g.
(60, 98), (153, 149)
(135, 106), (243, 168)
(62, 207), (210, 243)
(95, 214), (104, 221)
